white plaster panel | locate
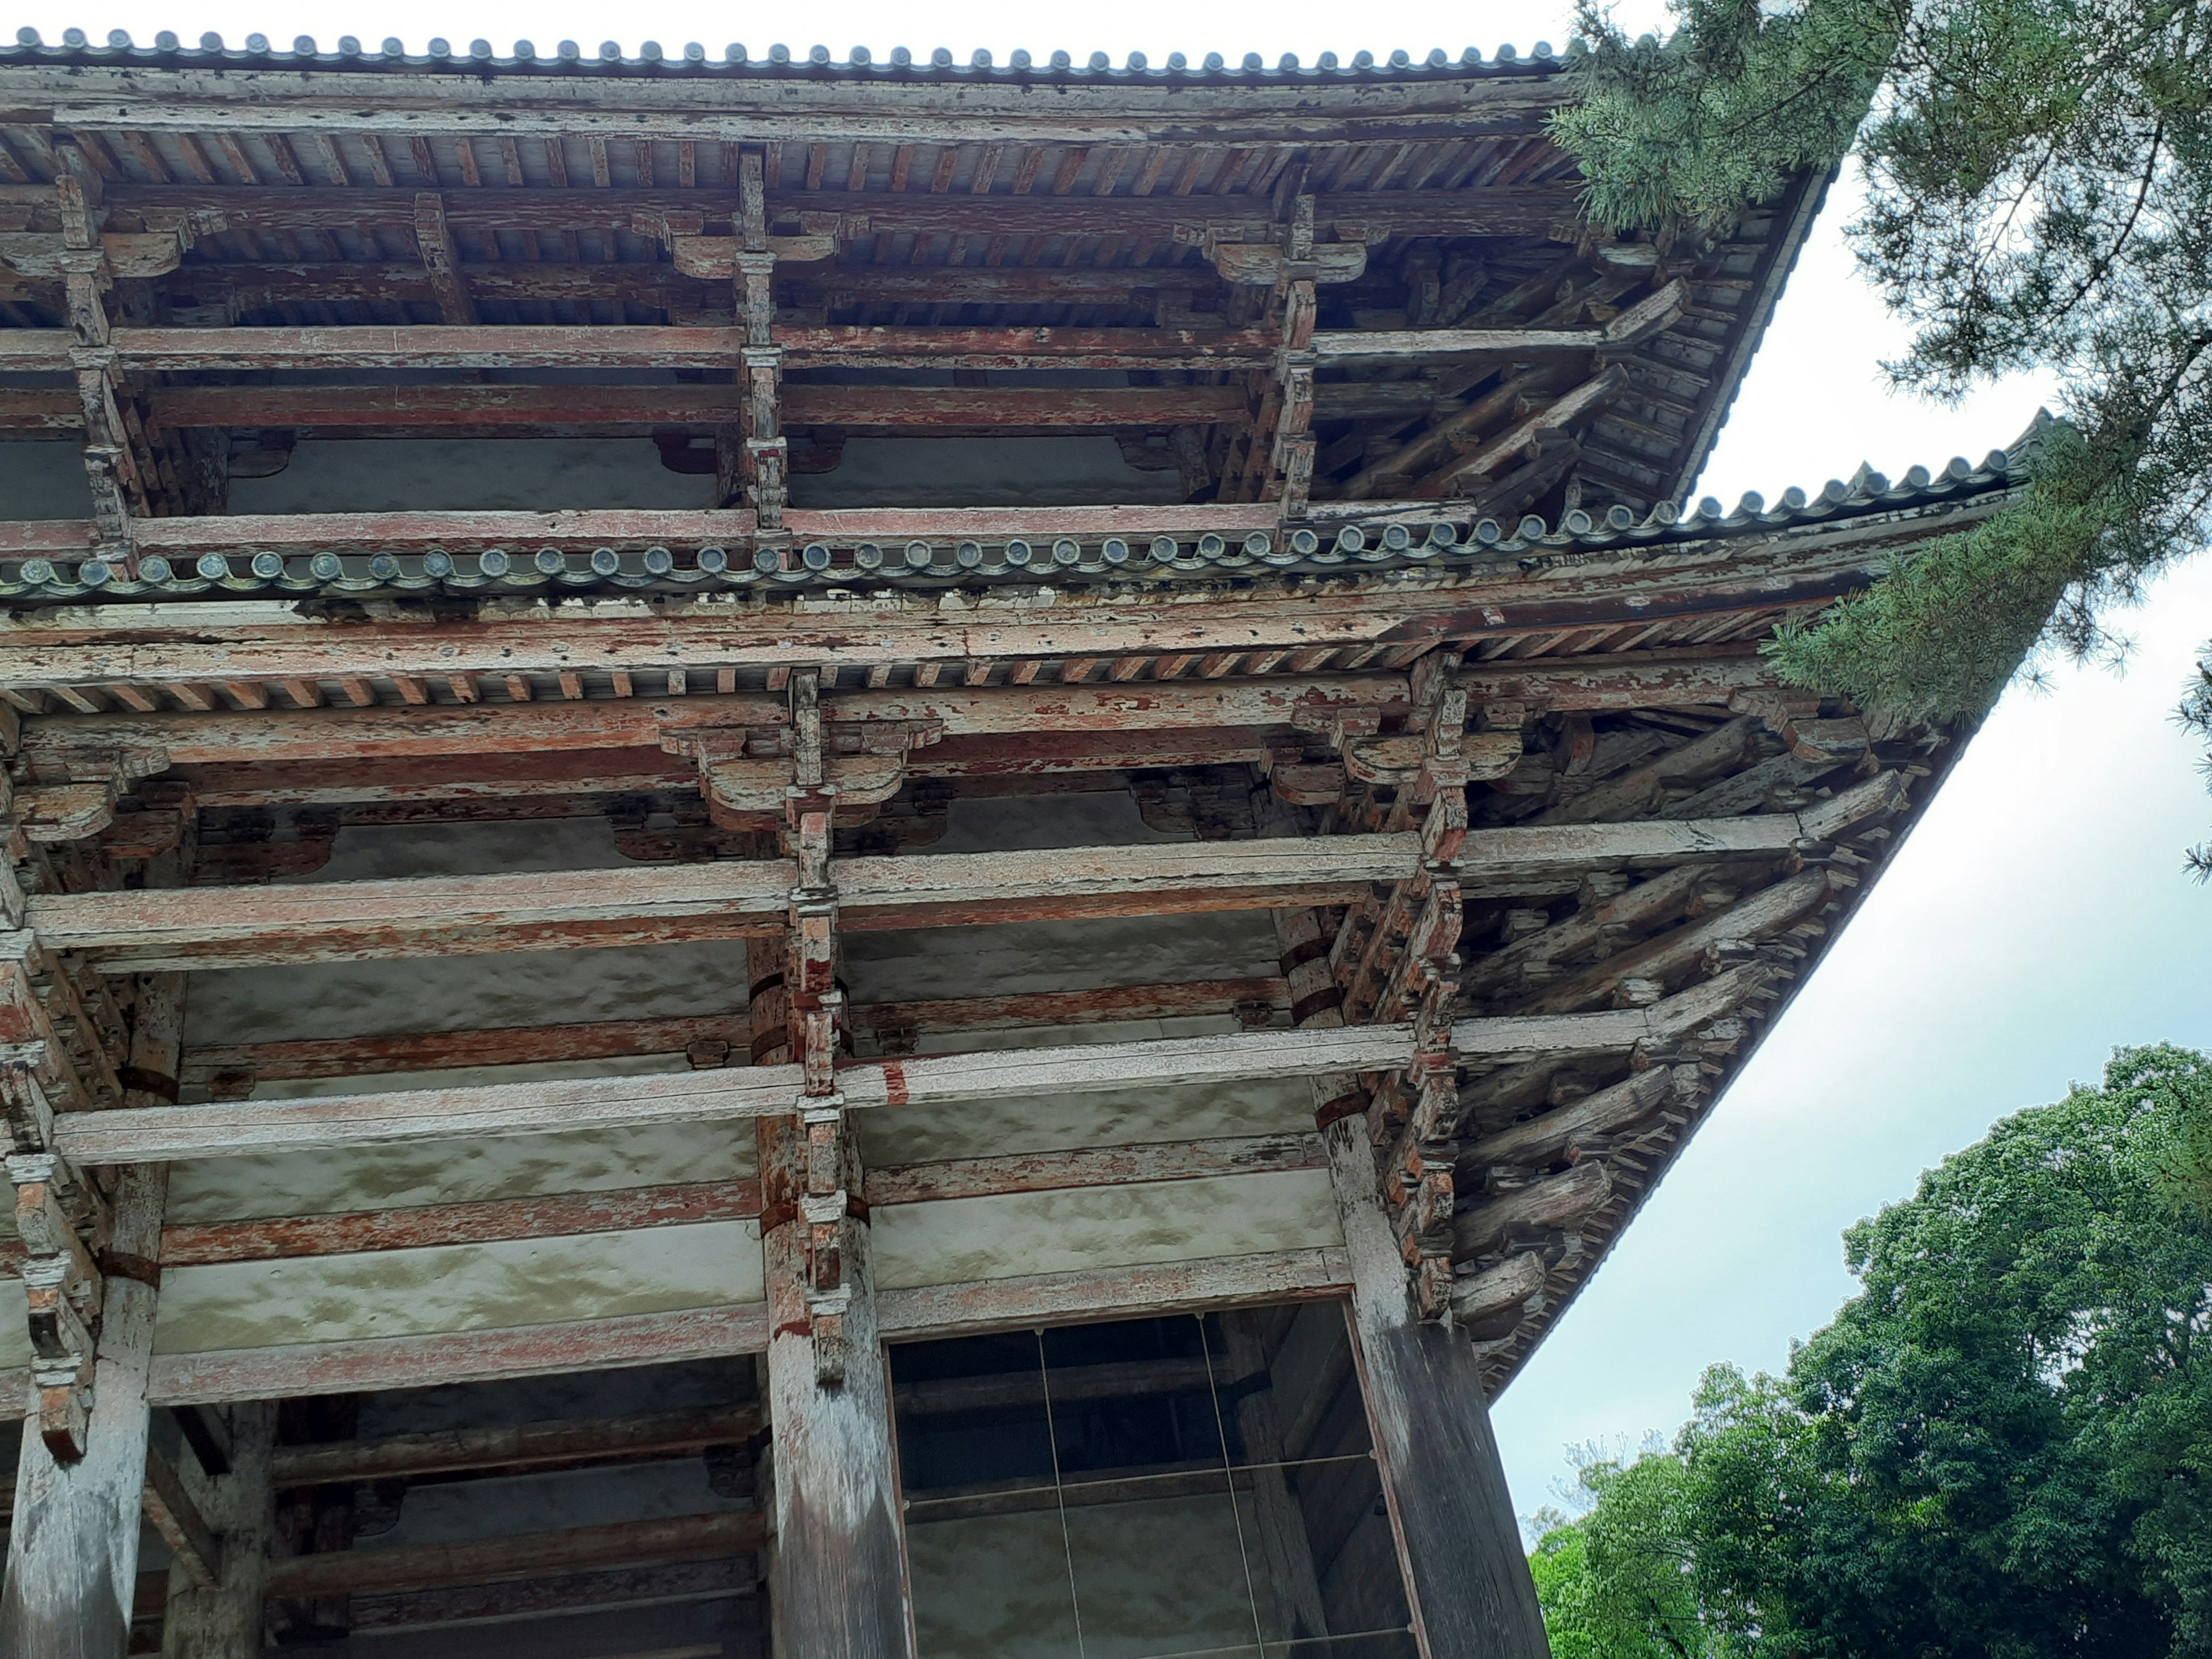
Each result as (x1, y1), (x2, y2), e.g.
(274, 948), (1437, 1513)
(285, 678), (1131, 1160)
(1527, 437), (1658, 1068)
(842, 913), (1281, 1005)
(857, 1075), (1314, 1169)
(166, 1120), (753, 1224)
(293, 817), (636, 881)
(184, 937), (754, 1048)
(925, 790), (1184, 854)
(0, 1279), (26, 1369)
(151, 1219), (763, 1354)
(872, 1169), (1340, 1291)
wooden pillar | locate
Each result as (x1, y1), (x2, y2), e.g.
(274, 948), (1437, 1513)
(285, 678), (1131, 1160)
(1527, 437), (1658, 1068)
(160, 1403), (276, 1658)
(1272, 908), (1550, 1659)
(758, 1116), (910, 1659)
(0, 1164), (167, 1659)
(749, 722), (912, 1658)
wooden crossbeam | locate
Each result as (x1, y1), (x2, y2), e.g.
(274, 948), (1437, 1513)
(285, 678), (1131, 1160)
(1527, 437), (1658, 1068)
(264, 1512), (766, 1599)
(145, 382), (1252, 433)
(93, 183), (1581, 241)
(22, 679), (1397, 767)
(26, 834), (1422, 968)
(55, 964), (1798, 1165)
(28, 785), (1904, 971)
(267, 1406), (763, 1486)
(0, 320), (1651, 376)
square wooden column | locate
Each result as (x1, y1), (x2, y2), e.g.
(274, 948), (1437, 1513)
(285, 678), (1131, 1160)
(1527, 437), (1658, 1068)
(1274, 906), (1552, 1659)
(748, 743), (914, 1659)
(0, 1164), (166, 1659)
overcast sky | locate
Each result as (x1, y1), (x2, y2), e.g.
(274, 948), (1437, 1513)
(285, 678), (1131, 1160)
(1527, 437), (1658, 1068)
(32, 0), (2212, 1520)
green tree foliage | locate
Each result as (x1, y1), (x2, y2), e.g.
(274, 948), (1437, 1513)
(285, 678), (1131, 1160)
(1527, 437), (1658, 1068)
(1529, 1046), (2212, 1656)
(1549, 0), (2212, 861)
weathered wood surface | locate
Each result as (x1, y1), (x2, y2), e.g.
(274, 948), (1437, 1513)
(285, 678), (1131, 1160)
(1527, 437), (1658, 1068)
(1455, 1160), (1615, 1253)
(1463, 1069), (1680, 1166)
(268, 1406), (763, 1486)
(759, 1103), (915, 1659)
(60, 1025), (1416, 1162)
(0, 1168), (166, 1659)
(139, 1442), (220, 1588)
(159, 1402), (275, 1659)
(347, 1557), (754, 1632)
(874, 1247), (1353, 1339)
(147, 381), (1253, 433)
(12, 1249), (1373, 1412)
(24, 792), (1904, 970)
(158, 1181), (766, 1264)
(263, 1511), (767, 1598)
(145, 1303), (774, 1408)
(21, 677), (1402, 765)
(60, 978), (1782, 1165)
(79, 176), (1579, 234)
(26, 835), (1421, 968)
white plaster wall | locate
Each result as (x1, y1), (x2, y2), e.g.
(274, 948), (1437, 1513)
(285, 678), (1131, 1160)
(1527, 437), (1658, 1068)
(872, 1170), (1339, 1291)
(858, 1074), (1310, 1169)
(152, 1219), (762, 1354)
(166, 1120), (755, 1224)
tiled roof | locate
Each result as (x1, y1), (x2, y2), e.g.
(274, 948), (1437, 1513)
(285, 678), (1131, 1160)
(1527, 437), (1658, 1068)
(1, 28), (1571, 80)
(0, 447), (2030, 605)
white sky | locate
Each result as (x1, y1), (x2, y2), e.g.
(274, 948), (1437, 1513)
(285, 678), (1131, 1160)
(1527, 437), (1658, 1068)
(26, 0), (2212, 1521)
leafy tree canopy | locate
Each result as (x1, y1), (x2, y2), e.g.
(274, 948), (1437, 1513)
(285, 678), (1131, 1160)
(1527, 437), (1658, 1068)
(1531, 1045), (2212, 1657)
(1548, 0), (2212, 866)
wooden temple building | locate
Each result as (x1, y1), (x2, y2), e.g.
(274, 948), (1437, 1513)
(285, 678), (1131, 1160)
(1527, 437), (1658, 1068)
(0, 29), (2028, 1659)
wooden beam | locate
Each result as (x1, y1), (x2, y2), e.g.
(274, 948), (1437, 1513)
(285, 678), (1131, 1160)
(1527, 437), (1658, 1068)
(0, 1168), (166, 1659)
(21, 677), (1400, 764)
(26, 783), (1906, 971)
(146, 1304), (773, 1410)
(349, 1558), (753, 1633)
(115, 1249), (1362, 1412)
(96, 182), (1580, 241)
(158, 1181), (764, 1266)
(268, 1406), (762, 1487)
(0, 323), (1283, 374)
(158, 1403), (277, 1658)
(26, 834), (1423, 969)
(145, 382), (1251, 433)
(59, 1024), (1419, 1163)
(139, 1442), (220, 1590)
(875, 1247), (1351, 1340)
(263, 1512), (766, 1599)
(411, 192), (476, 325)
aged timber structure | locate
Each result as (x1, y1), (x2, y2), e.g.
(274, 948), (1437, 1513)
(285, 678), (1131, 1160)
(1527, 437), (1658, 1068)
(0, 29), (2022, 1659)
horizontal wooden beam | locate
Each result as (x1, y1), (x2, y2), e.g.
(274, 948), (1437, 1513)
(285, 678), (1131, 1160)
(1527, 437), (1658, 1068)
(865, 1132), (1324, 1206)
(1, 324), (1281, 374)
(59, 959), (1808, 1168)
(46, 67), (1567, 144)
(0, 320), (1628, 376)
(158, 1181), (764, 1266)
(58, 1025), (1418, 1162)
(27, 834), (1422, 968)
(100, 183), (1580, 241)
(22, 677), (1399, 762)
(263, 1512), (767, 1599)
(179, 977), (1286, 1087)
(142, 1303), (773, 1410)
(268, 1406), (762, 1487)
(144, 382), (1251, 433)
(120, 1249), (1353, 1411)
(349, 1558), (754, 1633)
(31, 785), (1906, 971)
(875, 1247), (1353, 1341)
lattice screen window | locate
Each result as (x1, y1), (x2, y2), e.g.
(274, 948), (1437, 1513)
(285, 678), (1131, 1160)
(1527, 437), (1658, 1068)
(889, 1304), (1417, 1659)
